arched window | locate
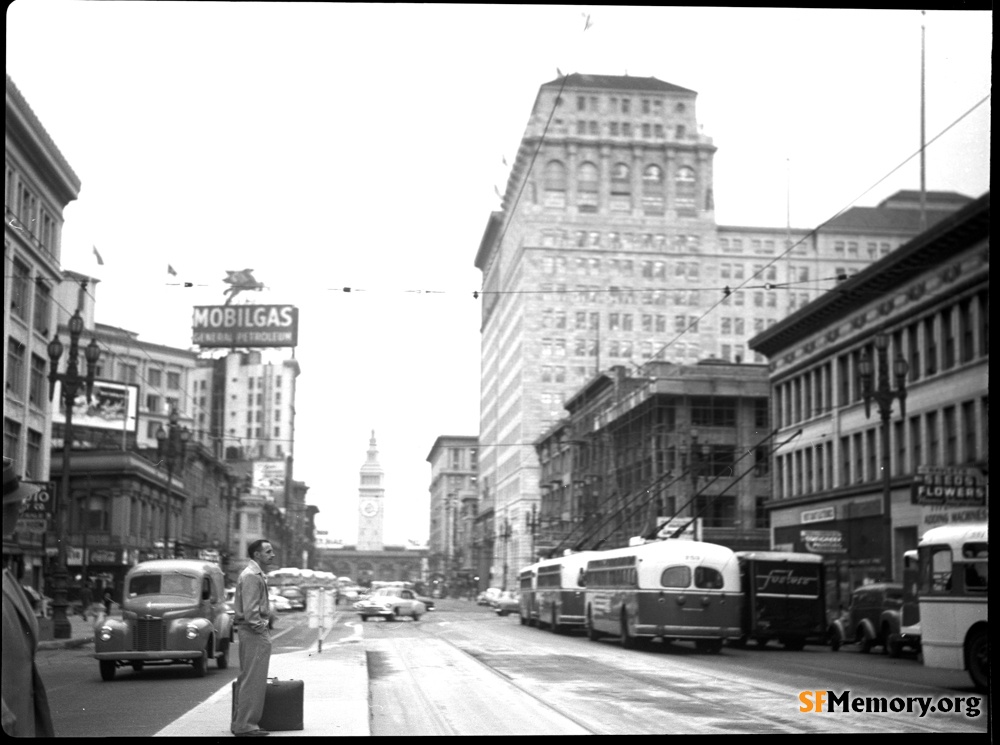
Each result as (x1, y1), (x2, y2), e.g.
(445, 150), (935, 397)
(577, 161), (599, 213)
(543, 160), (567, 209)
(610, 162), (631, 213)
(642, 164), (664, 215)
(675, 166), (697, 215)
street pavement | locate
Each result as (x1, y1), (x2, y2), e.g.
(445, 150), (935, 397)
(39, 608), (370, 737)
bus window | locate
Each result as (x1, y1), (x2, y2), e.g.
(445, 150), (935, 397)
(921, 546), (953, 594)
(963, 542), (988, 591)
(660, 565), (691, 588)
(694, 566), (724, 589)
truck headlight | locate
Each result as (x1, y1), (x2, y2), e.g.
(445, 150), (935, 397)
(98, 626), (113, 642)
(185, 624), (200, 640)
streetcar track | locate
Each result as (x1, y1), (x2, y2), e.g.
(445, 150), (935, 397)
(405, 619), (976, 734)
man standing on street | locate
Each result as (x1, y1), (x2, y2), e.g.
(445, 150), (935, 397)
(2, 457), (55, 737)
(231, 539), (275, 737)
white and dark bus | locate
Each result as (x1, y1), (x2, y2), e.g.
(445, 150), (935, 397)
(583, 539), (741, 653)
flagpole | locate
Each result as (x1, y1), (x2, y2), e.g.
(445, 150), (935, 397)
(919, 10), (927, 232)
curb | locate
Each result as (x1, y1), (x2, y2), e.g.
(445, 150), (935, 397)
(38, 635), (93, 651)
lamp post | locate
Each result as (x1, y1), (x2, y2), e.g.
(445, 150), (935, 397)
(858, 332), (909, 582)
(47, 309), (101, 639)
(499, 517), (512, 591)
(157, 407), (190, 559)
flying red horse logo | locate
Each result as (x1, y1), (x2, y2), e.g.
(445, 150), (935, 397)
(222, 269), (265, 304)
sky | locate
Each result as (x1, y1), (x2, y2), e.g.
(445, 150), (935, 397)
(6, 3), (991, 547)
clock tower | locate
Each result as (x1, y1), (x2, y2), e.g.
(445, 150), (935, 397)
(357, 430), (385, 551)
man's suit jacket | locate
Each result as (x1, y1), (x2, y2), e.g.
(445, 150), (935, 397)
(2, 569), (54, 737)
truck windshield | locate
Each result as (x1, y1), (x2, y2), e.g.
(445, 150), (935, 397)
(128, 573), (200, 598)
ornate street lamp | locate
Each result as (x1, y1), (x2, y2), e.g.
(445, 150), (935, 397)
(157, 407), (190, 558)
(858, 332), (909, 582)
(47, 309), (101, 639)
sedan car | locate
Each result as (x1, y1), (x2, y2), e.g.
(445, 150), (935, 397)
(269, 591), (293, 613)
(354, 587), (426, 621)
(277, 586), (306, 611)
(829, 582), (903, 653)
(477, 588), (502, 606)
(493, 591), (520, 617)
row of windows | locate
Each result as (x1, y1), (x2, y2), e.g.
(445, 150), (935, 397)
(776, 397), (988, 499)
(544, 160), (696, 190)
(775, 289), (989, 428)
(573, 95), (686, 116)
(541, 284), (706, 307)
(538, 233), (703, 253)
(540, 310), (702, 333)
(833, 240), (893, 258)
(3, 418), (44, 480)
(5, 169), (60, 258)
(539, 255), (707, 280)
(5, 337), (48, 408)
(573, 119), (687, 140)
(8, 257), (54, 335)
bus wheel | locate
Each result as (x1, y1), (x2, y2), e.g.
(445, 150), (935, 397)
(966, 628), (989, 692)
(550, 610), (563, 635)
(620, 612), (638, 650)
(586, 610), (600, 642)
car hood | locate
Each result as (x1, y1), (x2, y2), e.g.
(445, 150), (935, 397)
(123, 598), (204, 618)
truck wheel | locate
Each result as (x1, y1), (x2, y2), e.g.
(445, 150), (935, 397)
(193, 648), (208, 677)
(886, 633), (903, 658)
(859, 628), (874, 654)
(99, 660), (116, 681)
(966, 628), (989, 692)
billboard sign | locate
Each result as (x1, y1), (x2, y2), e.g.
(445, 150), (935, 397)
(192, 304), (299, 348)
(253, 460), (287, 493)
(52, 379), (140, 433)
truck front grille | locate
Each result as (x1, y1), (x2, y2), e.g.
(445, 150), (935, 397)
(135, 618), (166, 651)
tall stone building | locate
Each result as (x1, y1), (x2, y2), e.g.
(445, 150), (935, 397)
(4, 75), (82, 590)
(474, 72), (972, 581)
(425, 436), (478, 592)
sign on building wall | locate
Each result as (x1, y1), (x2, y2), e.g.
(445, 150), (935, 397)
(912, 465), (989, 536)
(191, 304), (299, 348)
(51, 379), (139, 433)
(253, 460), (287, 494)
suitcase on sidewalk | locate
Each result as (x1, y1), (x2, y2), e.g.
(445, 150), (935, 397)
(232, 678), (304, 731)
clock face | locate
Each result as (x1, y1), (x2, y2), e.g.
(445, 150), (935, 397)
(360, 500), (379, 518)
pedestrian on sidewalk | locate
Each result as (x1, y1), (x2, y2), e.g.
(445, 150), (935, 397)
(231, 539), (276, 737)
(78, 582), (92, 622)
(2, 457), (55, 737)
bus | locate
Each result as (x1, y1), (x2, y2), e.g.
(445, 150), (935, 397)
(518, 563), (539, 626)
(583, 539), (741, 653)
(733, 551), (826, 650)
(917, 522), (988, 691)
(534, 551), (596, 634)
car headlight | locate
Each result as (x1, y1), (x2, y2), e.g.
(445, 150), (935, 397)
(185, 624), (200, 640)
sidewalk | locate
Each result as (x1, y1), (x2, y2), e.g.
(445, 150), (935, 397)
(39, 610), (371, 737)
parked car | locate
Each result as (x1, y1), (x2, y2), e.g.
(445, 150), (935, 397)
(94, 559), (235, 681)
(828, 582), (904, 653)
(477, 588), (502, 606)
(269, 591), (293, 614)
(278, 585), (306, 611)
(354, 587), (426, 621)
(493, 591), (520, 617)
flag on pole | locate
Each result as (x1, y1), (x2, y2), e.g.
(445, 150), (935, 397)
(92, 246), (104, 265)
(167, 264), (177, 276)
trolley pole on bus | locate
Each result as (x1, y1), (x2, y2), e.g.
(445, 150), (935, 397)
(859, 331), (908, 583)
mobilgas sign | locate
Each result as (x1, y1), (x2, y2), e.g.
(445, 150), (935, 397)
(192, 305), (298, 348)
